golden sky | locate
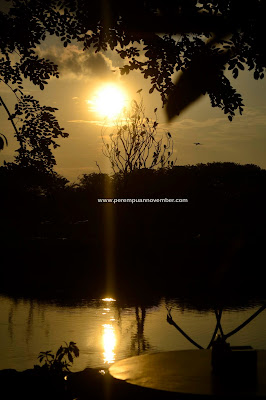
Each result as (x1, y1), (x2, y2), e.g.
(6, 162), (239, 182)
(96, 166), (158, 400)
(1, 37), (266, 182)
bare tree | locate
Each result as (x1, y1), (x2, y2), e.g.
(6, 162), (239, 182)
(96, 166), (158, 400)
(102, 98), (175, 175)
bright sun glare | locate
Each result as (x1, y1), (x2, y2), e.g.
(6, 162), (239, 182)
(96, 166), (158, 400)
(102, 323), (116, 364)
(91, 84), (128, 119)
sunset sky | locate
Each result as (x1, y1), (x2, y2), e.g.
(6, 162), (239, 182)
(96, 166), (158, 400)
(1, 35), (266, 182)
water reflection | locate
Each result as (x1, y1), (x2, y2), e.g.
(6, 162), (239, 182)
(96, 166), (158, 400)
(1, 294), (266, 372)
(102, 323), (116, 364)
(167, 304), (266, 350)
(26, 300), (34, 344)
(130, 307), (150, 355)
(8, 305), (13, 341)
(102, 298), (116, 302)
(100, 297), (118, 364)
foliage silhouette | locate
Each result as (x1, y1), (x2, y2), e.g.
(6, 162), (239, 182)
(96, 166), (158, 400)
(102, 98), (174, 174)
(78, 172), (112, 197)
(35, 341), (79, 375)
(1, 162), (266, 301)
(0, 3), (68, 171)
(0, 0), (265, 165)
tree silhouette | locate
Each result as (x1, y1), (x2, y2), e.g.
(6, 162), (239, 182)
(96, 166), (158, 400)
(1, 0), (265, 168)
(102, 98), (174, 174)
(0, 2), (68, 171)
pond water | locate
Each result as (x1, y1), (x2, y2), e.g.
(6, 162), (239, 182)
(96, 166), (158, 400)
(1, 294), (266, 372)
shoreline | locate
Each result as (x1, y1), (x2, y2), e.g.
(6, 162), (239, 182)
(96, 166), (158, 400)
(0, 365), (166, 400)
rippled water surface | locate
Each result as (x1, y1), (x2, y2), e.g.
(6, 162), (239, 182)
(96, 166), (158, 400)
(1, 295), (266, 371)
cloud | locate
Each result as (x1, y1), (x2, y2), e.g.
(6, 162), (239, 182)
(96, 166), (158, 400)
(68, 119), (118, 127)
(37, 45), (114, 79)
(168, 117), (225, 131)
(68, 119), (92, 123)
(165, 105), (266, 143)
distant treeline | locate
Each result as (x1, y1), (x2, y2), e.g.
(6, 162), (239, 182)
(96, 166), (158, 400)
(1, 162), (266, 302)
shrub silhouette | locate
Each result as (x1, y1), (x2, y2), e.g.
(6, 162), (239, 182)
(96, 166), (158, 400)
(36, 342), (79, 375)
(102, 98), (175, 174)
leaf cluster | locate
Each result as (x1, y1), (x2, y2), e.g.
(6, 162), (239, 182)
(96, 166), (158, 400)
(0, 0), (265, 165)
(0, 1), (69, 169)
(8, 95), (69, 172)
(36, 341), (79, 375)
(81, 1), (266, 120)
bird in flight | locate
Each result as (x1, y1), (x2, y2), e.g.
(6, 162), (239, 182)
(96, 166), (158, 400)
(194, 142), (203, 145)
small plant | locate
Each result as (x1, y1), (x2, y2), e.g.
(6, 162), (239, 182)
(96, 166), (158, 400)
(36, 341), (79, 375)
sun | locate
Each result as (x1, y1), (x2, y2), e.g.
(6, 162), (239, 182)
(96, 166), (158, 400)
(91, 84), (128, 119)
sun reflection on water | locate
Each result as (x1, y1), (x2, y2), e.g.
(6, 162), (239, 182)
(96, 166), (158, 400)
(102, 298), (116, 302)
(102, 323), (116, 364)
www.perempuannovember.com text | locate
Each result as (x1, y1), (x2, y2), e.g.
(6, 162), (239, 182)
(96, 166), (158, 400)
(97, 198), (188, 204)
